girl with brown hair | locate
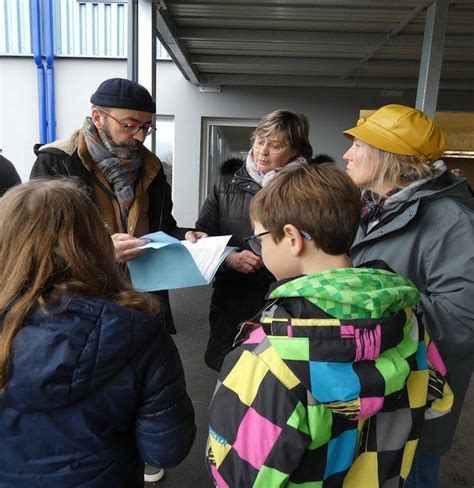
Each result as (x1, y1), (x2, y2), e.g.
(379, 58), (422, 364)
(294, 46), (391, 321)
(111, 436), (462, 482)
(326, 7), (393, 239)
(0, 179), (195, 487)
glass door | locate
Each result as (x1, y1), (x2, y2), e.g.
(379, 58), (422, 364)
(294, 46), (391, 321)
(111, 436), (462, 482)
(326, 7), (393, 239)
(200, 117), (257, 207)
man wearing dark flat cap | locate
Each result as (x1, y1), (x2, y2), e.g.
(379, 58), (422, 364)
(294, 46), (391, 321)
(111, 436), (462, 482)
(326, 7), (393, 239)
(31, 78), (206, 331)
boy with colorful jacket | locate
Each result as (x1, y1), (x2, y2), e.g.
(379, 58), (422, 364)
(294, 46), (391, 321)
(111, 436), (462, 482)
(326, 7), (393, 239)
(206, 164), (452, 487)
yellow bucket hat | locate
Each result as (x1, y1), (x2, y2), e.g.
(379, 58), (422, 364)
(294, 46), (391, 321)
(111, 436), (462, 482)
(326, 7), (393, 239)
(343, 104), (446, 161)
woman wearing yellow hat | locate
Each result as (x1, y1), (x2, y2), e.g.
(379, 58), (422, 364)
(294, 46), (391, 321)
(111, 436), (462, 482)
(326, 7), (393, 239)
(343, 104), (474, 488)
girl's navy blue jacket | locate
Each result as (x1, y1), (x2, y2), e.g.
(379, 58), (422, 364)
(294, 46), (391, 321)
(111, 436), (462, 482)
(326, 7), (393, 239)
(0, 295), (195, 487)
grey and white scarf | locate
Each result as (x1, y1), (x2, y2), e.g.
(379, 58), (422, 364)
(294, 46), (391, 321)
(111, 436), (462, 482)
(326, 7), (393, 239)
(83, 117), (142, 227)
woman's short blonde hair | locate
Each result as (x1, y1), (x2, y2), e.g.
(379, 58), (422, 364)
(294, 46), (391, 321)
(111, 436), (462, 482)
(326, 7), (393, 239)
(253, 110), (313, 161)
(367, 143), (437, 189)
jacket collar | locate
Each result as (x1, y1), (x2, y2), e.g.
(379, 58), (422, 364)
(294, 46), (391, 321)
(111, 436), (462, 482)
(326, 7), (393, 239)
(37, 129), (81, 156)
(354, 168), (474, 246)
(229, 165), (261, 194)
(352, 199), (421, 248)
(382, 168), (471, 212)
(266, 275), (304, 298)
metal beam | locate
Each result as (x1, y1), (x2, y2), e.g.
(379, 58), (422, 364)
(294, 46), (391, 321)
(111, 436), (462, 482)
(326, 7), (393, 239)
(200, 73), (473, 90)
(178, 28), (417, 46)
(192, 55), (471, 73)
(166, 0), (464, 4)
(342, 0), (434, 79)
(416, 0), (450, 117)
(127, 0), (139, 81)
(155, 1), (200, 85)
(166, 0), (434, 5)
(177, 27), (472, 48)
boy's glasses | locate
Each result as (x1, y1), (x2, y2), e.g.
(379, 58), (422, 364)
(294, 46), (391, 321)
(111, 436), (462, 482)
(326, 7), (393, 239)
(244, 231), (271, 256)
(244, 230), (312, 256)
(98, 109), (156, 136)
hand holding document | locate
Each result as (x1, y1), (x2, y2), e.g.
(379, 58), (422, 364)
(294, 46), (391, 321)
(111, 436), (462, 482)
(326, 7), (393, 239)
(127, 231), (237, 291)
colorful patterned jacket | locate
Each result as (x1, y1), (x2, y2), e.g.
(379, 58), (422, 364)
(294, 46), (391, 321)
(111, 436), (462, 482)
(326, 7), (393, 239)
(206, 266), (453, 487)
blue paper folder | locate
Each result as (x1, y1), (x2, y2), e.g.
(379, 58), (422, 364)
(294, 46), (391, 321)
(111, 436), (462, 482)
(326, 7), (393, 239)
(128, 232), (236, 291)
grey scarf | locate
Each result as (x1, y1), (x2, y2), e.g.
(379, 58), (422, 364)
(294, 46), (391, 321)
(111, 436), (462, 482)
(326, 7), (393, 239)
(83, 117), (142, 227)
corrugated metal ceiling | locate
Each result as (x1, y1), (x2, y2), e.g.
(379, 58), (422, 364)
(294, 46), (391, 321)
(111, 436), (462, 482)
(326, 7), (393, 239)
(155, 0), (474, 89)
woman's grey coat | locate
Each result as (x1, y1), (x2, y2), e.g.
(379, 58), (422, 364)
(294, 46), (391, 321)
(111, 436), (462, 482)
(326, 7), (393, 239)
(351, 170), (474, 454)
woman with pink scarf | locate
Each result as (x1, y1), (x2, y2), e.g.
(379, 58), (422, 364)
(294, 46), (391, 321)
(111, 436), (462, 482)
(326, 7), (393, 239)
(195, 110), (313, 371)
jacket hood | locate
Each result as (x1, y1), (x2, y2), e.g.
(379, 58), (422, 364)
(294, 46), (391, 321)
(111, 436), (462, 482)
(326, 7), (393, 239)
(2, 296), (160, 412)
(248, 267), (421, 420)
(386, 165), (474, 211)
(268, 267), (419, 319)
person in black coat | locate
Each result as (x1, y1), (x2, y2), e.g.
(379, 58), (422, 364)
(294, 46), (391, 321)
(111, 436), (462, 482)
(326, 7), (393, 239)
(0, 154), (21, 196)
(309, 153), (335, 165)
(0, 179), (195, 487)
(192, 110), (313, 371)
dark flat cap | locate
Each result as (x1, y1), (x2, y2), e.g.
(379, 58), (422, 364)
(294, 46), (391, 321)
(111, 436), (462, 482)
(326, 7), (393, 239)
(90, 78), (156, 113)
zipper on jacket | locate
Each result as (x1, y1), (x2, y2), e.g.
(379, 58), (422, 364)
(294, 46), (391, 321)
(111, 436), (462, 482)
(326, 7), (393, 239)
(231, 173), (261, 195)
(159, 185), (166, 230)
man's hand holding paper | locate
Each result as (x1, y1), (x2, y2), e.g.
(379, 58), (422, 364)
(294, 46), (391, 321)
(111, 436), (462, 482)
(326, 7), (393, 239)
(127, 232), (237, 291)
(112, 233), (150, 263)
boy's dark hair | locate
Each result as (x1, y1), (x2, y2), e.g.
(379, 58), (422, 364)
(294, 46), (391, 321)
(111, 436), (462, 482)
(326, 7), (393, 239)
(220, 158), (244, 176)
(310, 153), (335, 165)
(250, 164), (361, 256)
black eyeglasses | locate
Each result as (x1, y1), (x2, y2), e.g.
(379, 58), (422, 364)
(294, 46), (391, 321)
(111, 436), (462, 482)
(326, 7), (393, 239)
(244, 230), (312, 256)
(98, 109), (156, 136)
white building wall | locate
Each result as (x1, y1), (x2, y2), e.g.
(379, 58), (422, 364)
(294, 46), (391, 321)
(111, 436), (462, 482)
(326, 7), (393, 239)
(1, 57), (126, 182)
(1, 56), (473, 226)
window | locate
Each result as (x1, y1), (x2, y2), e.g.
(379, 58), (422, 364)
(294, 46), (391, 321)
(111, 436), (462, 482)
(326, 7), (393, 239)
(155, 115), (174, 188)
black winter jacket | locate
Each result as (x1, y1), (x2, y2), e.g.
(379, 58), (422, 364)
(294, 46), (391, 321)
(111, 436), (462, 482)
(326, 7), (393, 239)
(195, 165), (274, 288)
(0, 295), (195, 487)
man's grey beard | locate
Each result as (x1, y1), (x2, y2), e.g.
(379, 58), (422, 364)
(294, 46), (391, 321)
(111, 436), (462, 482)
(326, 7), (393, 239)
(99, 126), (144, 152)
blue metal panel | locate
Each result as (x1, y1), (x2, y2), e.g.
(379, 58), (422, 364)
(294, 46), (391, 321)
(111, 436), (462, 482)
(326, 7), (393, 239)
(30, 0), (47, 143)
(44, 0), (56, 142)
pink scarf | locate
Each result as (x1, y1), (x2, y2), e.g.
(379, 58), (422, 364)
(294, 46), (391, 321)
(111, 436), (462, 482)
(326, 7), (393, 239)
(245, 150), (307, 187)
